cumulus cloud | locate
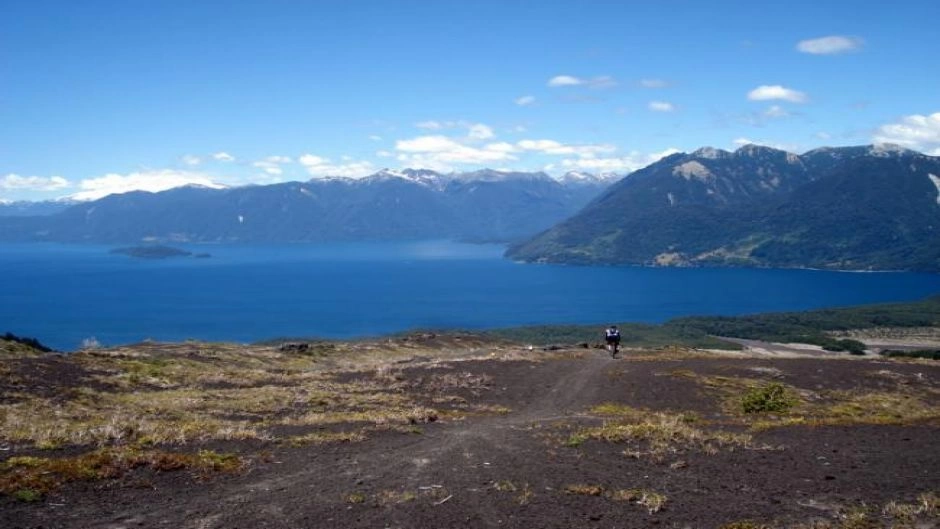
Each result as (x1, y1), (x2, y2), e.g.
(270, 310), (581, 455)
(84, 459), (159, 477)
(558, 148), (681, 173)
(70, 170), (224, 201)
(298, 154), (376, 179)
(1, 174), (70, 191)
(639, 78), (668, 88)
(547, 75), (617, 89)
(648, 101), (675, 112)
(181, 154), (201, 166)
(515, 95), (536, 106)
(394, 135), (518, 171)
(517, 139), (616, 157)
(797, 35), (863, 55)
(747, 85), (808, 103)
(212, 152), (235, 162)
(873, 112), (940, 153)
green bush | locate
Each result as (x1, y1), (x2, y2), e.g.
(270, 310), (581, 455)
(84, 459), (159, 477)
(741, 383), (795, 414)
(881, 349), (940, 360)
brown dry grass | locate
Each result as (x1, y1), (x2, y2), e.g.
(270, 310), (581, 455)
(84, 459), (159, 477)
(0, 447), (243, 500)
(567, 403), (753, 457)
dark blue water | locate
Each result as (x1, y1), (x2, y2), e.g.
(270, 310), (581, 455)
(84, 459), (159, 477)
(3, 241), (939, 351)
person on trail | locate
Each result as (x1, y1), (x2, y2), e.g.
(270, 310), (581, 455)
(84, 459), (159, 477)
(605, 325), (621, 358)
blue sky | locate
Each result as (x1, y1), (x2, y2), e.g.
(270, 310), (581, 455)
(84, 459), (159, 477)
(2, 0), (939, 201)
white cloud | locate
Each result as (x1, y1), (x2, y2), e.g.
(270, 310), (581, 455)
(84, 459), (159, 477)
(648, 101), (675, 112)
(181, 155), (201, 166)
(299, 154), (376, 179)
(252, 155), (292, 176)
(639, 78), (668, 88)
(70, 170), (224, 201)
(1, 174), (70, 191)
(394, 135), (517, 171)
(517, 139), (616, 157)
(547, 75), (617, 89)
(483, 142), (518, 154)
(515, 95), (536, 106)
(376, 150), (393, 158)
(212, 152), (235, 162)
(559, 148), (680, 173)
(763, 105), (790, 118)
(368, 135), (383, 142)
(416, 120), (444, 130)
(815, 131), (832, 140)
(467, 123), (495, 140)
(747, 85), (808, 103)
(797, 35), (863, 55)
(548, 75), (582, 87)
(873, 112), (940, 153)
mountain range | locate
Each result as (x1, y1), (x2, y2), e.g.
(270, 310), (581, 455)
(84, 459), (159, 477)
(506, 144), (940, 271)
(0, 169), (616, 244)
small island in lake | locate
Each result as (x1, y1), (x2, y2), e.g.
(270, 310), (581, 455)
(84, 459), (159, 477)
(110, 245), (210, 259)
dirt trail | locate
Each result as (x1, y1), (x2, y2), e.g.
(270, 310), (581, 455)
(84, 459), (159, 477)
(170, 356), (615, 529)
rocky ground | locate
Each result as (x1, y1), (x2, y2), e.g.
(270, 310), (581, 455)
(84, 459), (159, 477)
(1, 335), (939, 529)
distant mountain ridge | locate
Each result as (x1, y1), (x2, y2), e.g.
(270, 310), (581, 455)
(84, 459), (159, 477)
(506, 144), (940, 271)
(0, 168), (618, 244)
(0, 198), (78, 217)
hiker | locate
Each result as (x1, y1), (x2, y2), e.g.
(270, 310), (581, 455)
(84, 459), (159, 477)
(605, 325), (621, 357)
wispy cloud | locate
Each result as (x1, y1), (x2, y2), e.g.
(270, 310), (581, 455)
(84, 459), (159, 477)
(796, 35), (863, 55)
(648, 101), (675, 112)
(1, 174), (70, 191)
(368, 135), (383, 142)
(639, 78), (668, 88)
(181, 154), (201, 166)
(416, 120), (444, 130)
(70, 170), (224, 201)
(873, 111), (940, 154)
(557, 148), (680, 174)
(747, 85), (808, 103)
(517, 139), (615, 157)
(547, 75), (617, 89)
(467, 123), (495, 140)
(212, 152), (235, 162)
(299, 154), (376, 179)
(547, 75), (582, 87)
(763, 105), (790, 118)
(252, 156), (292, 176)
(514, 95), (536, 106)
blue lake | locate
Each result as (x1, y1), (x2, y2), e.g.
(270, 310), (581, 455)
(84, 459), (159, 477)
(2, 241), (940, 351)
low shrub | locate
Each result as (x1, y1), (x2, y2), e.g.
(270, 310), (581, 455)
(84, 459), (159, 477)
(741, 383), (795, 414)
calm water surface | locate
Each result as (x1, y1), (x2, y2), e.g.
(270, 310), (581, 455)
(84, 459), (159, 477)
(3, 241), (939, 351)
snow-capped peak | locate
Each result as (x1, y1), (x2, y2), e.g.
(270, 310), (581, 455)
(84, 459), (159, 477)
(691, 147), (730, 159)
(557, 171), (620, 185)
(562, 171), (594, 181)
(869, 143), (915, 157)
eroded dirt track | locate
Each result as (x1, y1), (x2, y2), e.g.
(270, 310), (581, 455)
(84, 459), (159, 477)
(4, 352), (940, 529)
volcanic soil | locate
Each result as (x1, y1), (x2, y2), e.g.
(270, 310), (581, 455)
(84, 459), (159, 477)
(2, 339), (939, 529)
